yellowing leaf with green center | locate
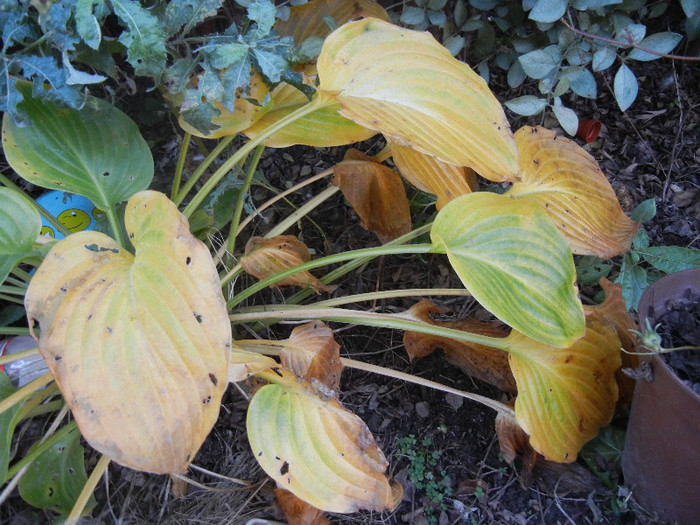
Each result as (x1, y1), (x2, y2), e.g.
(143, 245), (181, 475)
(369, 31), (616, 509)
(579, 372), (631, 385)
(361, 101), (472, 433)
(506, 126), (639, 258)
(280, 321), (343, 392)
(316, 18), (518, 182)
(247, 368), (399, 513)
(177, 71), (272, 139)
(506, 311), (621, 462)
(244, 65), (376, 148)
(332, 149), (412, 243)
(240, 235), (331, 292)
(24, 191), (231, 474)
(431, 192), (584, 347)
(390, 141), (477, 210)
(276, 0), (390, 44)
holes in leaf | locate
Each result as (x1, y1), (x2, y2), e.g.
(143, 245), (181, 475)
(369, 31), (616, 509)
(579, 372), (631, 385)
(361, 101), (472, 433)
(193, 313), (203, 323)
(103, 171), (110, 177)
(185, 256), (192, 265)
(54, 355), (63, 362)
(280, 461), (289, 475)
(202, 395), (212, 404)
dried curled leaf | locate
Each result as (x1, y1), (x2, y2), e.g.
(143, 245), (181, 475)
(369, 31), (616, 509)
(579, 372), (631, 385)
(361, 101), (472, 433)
(247, 368), (400, 513)
(390, 141), (477, 210)
(274, 488), (330, 525)
(495, 410), (537, 482)
(507, 311), (621, 462)
(280, 321), (343, 392)
(506, 126), (639, 258)
(317, 18), (518, 182)
(240, 235), (331, 293)
(403, 300), (515, 393)
(332, 149), (412, 243)
(25, 191), (231, 474)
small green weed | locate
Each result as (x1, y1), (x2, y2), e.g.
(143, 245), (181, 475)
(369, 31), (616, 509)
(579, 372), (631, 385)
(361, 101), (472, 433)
(397, 434), (452, 525)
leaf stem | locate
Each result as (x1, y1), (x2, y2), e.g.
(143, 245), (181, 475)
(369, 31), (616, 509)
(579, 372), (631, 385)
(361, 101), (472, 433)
(230, 306), (512, 352)
(182, 96), (333, 218)
(0, 327), (31, 336)
(225, 244), (435, 309)
(225, 144), (265, 258)
(171, 131), (192, 200)
(0, 372), (54, 417)
(105, 205), (126, 249)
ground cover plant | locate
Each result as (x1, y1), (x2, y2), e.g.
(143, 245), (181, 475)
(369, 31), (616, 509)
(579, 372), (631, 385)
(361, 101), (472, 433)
(0, 0), (699, 523)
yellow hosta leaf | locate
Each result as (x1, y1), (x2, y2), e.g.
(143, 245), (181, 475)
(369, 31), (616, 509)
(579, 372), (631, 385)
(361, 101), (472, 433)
(317, 18), (518, 182)
(506, 312), (621, 462)
(178, 71), (271, 139)
(247, 368), (399, 513)
(244, 66), (376, 148)
(332, 149), (412, 242)
(391, 141), (477, 209)
(506, 126), (639, 257)
(280, 321), (343, 392)
(403, 300), (516, 393)
(25, 191), (231, 474)
(240, 235), (331, 292)
(228, 345), (278, 382)
(276, 0), (390, 44)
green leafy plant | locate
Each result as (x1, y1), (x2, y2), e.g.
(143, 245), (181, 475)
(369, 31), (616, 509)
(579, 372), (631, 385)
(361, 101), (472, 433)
(397, 434), (452, 525)
(0, 1), (641, 520)
(408, 0), (700, 134)
(577, 199), (700, 310)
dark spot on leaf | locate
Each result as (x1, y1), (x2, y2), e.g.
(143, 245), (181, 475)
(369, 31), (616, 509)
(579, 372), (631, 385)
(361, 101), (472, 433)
(208, 373), (218, 386)
(203, 395), (211, 404)
(280, 461), (289, 475)
(103, 171), (110, 177)
(57, 446), (65, 453)
(68, 468), (75, 475)
(55, 355), (62, 362)
(106, 326), (113, 334)
(186, 453), (191, 462)
(275, 456), (280, 461)
(129, 233), (135, 239)
(87, 314), (92, 320)
(85, 244), (119, 254)
(48, 487), (54, 497)
(60, 286), (67, 293)
(186, 256), (192, 265)
(194, 313), (203, 323)
(258, 451), (263, 457)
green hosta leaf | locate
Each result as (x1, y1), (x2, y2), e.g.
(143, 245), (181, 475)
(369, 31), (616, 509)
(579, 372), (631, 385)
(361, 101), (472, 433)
(431, 192), (585, 347)
(2, 82), (153, 209)
(0, 188), (41, 284)
(640, 246), (700, 274)
(528, 0), (567, 23)
(111, 0), (166, 78)
(504, 95), (546, 116)
(628, 32), (682, 61)
(613, 64), (638, 111)
(0, 373), (22, 484)
(18, 426), (94, 515)
(247, 369), (397, 513)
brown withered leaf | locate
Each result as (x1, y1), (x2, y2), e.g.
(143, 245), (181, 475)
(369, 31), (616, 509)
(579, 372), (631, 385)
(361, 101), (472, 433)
(240, 236), (331, 293)
(585, 278), (637, 407)
(495, 410), (538, 484)
(332, 149), (412, 243)
(274, 488), (330, 525)
(390, 141), (478, 209)
(403, 300), (516, 393)
(280, 321), (343, 392)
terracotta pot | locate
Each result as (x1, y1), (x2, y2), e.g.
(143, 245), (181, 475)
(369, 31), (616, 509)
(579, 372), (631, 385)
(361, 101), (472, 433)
(621, 268), (700, 524)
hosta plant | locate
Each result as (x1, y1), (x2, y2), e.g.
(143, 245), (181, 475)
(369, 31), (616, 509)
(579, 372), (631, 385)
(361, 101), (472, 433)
(0, 4), (640, 521)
